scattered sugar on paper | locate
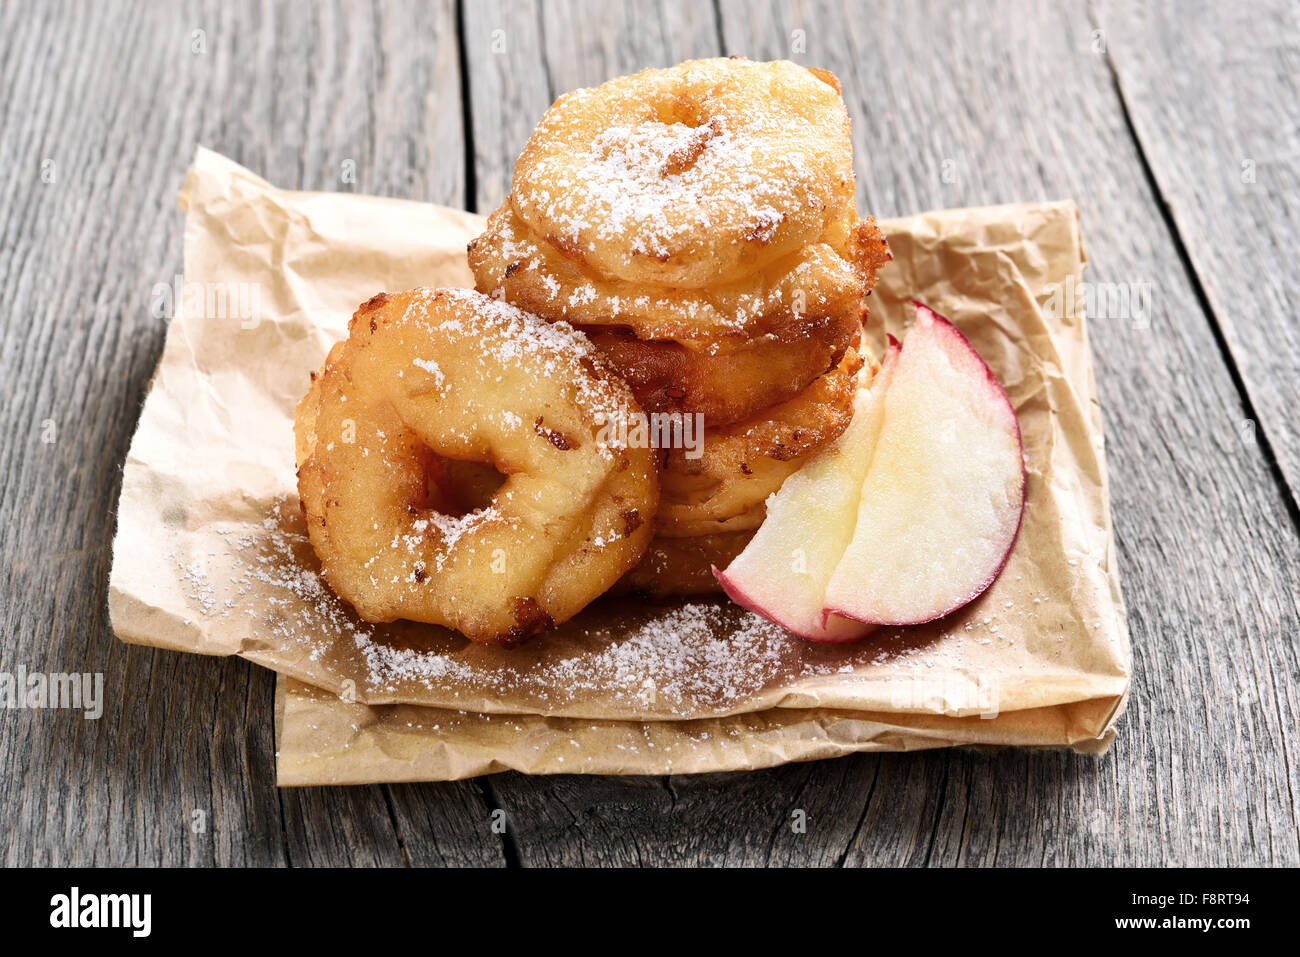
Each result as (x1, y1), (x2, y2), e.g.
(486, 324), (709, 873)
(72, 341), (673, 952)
(171, 499), (1007, 717)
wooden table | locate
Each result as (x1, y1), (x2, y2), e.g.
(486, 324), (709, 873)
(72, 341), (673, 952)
(2, 0), (1297, 867)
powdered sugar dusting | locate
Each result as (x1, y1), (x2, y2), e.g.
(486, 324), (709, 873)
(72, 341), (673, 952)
(400, 507), (500, 573)
(166, 499), (1009, 719)
(411, 356), (444, 384)
(511, 58), (853, 287)
(470, 206), (858, 339)
(401, 288), (635, 447)
(559, 121), (787, 263)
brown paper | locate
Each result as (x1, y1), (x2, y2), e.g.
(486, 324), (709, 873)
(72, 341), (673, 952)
(275, 676), (1119, 785)
(111, 148), (1129, 774)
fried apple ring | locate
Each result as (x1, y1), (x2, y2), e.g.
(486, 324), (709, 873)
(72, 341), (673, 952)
(468, 202), (885, 344)
(654, 503), (767, 539)
(658, 346), (867, 526)
(612, 531), (755, 598)
(511, 58), (855, 289)
(295, 288), (659, 646)
(581, 312), (861, 425)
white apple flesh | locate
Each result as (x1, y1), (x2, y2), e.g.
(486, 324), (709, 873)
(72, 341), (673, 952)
(824, 303), (1025, 626)
(713, 340), (901, 642)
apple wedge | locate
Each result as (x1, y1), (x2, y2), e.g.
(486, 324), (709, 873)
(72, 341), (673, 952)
(713, 339), (901, 642)
(824, 303), (1025, 626)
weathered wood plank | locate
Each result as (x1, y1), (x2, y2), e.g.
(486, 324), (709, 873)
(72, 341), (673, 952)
(0, 0), (499, 866)
(2, 0), (1297, 868)
(718, 0), (1300, 866)
(0, 0), (292, 867)
(279, 784), (406, 867)
(487, 760), (887, 867)
(459, 0), (1300, 867)
(385, 782), (511, 867)
(460, 0), (552, 213)
(1100, 0), (1300, 504)
(462, 0), (721, 212)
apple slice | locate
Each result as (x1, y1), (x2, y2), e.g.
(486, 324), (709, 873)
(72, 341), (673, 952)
(824, 303), (1025, 626)
(714, 339), (901, 641)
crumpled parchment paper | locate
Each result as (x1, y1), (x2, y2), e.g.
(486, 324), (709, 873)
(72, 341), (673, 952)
(111, 148), (1130, 781)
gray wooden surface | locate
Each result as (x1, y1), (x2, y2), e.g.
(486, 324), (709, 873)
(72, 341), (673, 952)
(1, 0), (1297, 867)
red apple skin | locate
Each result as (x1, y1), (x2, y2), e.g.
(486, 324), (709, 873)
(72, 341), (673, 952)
(712, 565), (877, 643)
(710, 336), (902, 644)
(823, 302), (1027, 627)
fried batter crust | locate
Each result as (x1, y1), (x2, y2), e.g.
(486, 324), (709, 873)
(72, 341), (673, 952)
(510, 58), (857, 289)
(657, 347), (868, 527)
(295, 288), (659, 646)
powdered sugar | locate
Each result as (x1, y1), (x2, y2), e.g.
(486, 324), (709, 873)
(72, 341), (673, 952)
(398, 288), (634, 445)
(510, 58), (854, 290)
(167, 499), (969, 719)
(425, 506), (499, 571)
(411, 357), (444, 384)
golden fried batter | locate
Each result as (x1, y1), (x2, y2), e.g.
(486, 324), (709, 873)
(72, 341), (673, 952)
(612, 531), (755, 598)
(580, 312), (861, 426)
(468, 203), (877, 343)
(658, 347), (868, 526)
(295, 288), (659, 646)
(510, 58), (856, 289)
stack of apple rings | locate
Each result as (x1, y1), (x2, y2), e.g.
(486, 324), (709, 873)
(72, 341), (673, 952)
(469, 57), (891, 596)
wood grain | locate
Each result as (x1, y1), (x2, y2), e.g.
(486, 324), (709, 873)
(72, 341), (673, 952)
(0, 0), (1296, 867)
(0, 0), (499, 867)
(466, 0), (1300, 866)
(462, 0), (720, 212)
(713, 0), (1300, 867)
(1101, 0), (1300, 504)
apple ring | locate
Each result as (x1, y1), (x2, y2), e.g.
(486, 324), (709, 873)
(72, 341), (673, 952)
(580, 312), (861, 426)
(510, 57), (857, 289)
(658, 346), (867, 526)
(295, 288), (659, 646)
(654, 503), (767, 539)
(468, 202), (887, 344)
